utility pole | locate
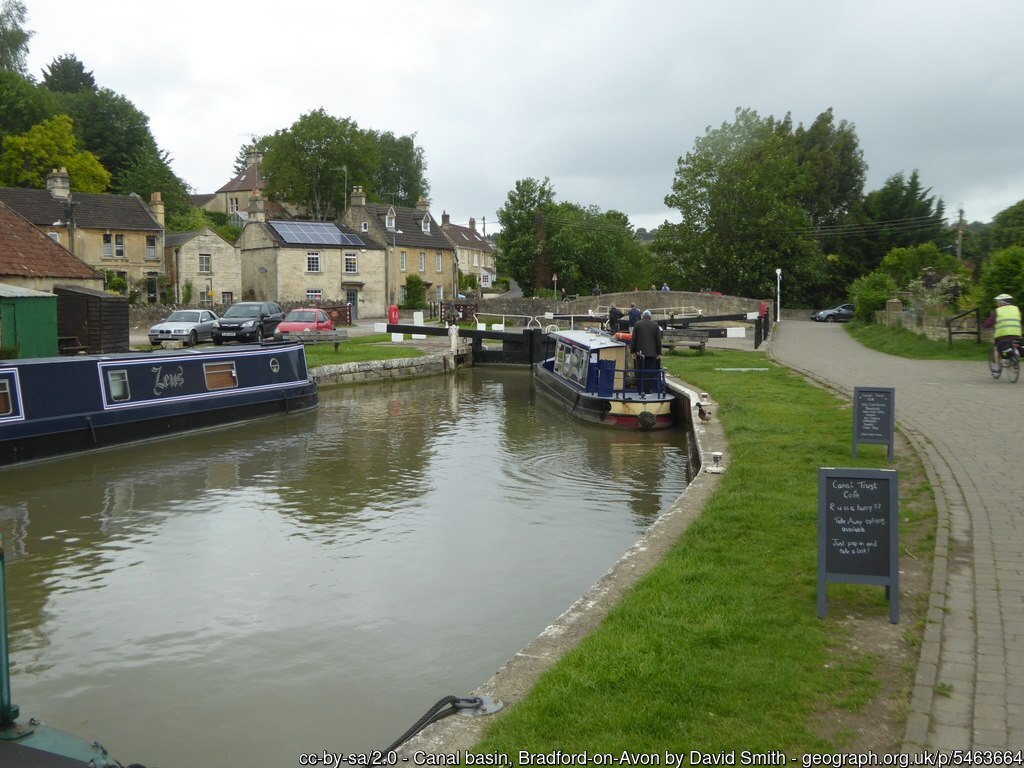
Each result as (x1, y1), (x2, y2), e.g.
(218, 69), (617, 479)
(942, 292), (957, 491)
(957, 206), (964, 260)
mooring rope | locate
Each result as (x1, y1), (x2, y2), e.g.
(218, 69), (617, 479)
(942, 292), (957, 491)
(380, 695), (485, 755)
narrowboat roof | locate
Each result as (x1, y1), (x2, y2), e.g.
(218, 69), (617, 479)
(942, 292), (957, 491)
(548, 328), (625, 351)
(1, 342), (300, 367)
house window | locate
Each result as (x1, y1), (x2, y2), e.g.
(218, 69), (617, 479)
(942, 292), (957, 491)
(473, 253), (479, 267)
(228, 197), (239, 213)
(307, 252), (321, 273)
(400, 251), (407, 272)
(436, 253), (442, 272)
(221, 291), (233, 305)
(421, 217), (430, 234)
(199, 254), (212, 273)
(418, 252), (425, 272)
(146, 236), (157, 259)
(115, 234), (125, 258)
(436, 285), (444, 302)
(344, 253), (358, 274)
(399, 285), (407, 304)
(107, 370), (130, 402)
(0, 380), (11, 416)
(361, 221), (369, 232)
(47, 232), (60, 243)
(204, 362), (237, 391)
(386, 209), (396, 230)
(306, 289), (323, 302)
(103, 234), (112, 258)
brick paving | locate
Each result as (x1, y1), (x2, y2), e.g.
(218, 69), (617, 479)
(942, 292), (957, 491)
(769, 320), (1023, 750)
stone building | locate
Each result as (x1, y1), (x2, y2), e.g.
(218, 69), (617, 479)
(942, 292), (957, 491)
(165, 227), (242, 307)
(440, 212), (496, 290)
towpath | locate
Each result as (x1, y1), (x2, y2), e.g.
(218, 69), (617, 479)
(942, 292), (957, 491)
(769, 320), (1023, 750)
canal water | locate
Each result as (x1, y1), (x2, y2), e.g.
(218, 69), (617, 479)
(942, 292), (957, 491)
(1, 367), (690, 766)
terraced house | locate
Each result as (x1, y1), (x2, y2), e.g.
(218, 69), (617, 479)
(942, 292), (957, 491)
(0, 168), (166, 302)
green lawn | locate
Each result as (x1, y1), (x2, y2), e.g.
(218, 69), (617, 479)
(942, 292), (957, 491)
(845, 321), (988, 360)
(469, 348), (934, 754)
(301, 332), (423, 368)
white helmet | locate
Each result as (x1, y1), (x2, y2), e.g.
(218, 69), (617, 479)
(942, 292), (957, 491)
(995, 293), (1013, 302)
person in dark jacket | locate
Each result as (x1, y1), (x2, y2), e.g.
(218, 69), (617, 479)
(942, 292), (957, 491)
(627, 303), (641, 329)
(630, 310), (662, 394)
(607, 304), (623, 332)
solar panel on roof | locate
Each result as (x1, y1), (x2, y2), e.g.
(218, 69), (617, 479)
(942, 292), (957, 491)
(269, 221), (366, 247)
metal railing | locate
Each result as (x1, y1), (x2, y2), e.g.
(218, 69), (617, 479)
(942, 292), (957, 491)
(946, 307), (981, 346)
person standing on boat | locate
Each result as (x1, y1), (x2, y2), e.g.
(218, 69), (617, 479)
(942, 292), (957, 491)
(627, 303), (641, 329)
(631, 310), (662, 394)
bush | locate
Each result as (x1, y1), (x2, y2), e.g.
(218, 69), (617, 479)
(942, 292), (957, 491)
(849, 271), (897, 323)
(403, 274), (427, 309)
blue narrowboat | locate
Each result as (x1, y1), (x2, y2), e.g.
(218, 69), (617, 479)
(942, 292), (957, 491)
(0, 343), (318, 468)
(534, 328), (676, 430)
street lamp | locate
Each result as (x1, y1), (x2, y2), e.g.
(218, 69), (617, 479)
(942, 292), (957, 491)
(775, 268), (782, 322)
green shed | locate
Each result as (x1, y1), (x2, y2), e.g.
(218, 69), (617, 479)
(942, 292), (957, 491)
(0, 283), (58, 359)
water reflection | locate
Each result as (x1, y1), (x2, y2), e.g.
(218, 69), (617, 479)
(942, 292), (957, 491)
(1, 367), (688, 766)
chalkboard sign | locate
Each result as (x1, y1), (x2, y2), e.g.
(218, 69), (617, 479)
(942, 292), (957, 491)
(818, 467), (899, 623)
(853, 387), (895, 460)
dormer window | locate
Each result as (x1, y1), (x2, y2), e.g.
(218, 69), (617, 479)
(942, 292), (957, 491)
(421, 216), (430, 234)
(386, 208), (396, 230)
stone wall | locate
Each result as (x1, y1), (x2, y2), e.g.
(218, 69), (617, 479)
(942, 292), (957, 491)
(311, 351), (457, 386)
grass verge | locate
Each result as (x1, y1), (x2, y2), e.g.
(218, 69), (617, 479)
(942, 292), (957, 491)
(301, 333), (423, 368)
(844, 321), (988, 360)
(470, 348), (935, 755)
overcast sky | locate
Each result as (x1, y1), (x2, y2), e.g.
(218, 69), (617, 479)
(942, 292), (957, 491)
(20, 0), (1024, 233)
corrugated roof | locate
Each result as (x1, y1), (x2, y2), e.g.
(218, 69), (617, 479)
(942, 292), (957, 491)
(0, 202), (104, 280)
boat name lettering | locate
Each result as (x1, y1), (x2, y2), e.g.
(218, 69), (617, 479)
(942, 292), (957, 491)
(151, 365), (185, 396)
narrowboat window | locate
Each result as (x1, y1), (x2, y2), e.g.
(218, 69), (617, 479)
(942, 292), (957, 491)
(0, 380), (11, 415)
(205, 362), (237, 391)
(108, 370), (130, 401)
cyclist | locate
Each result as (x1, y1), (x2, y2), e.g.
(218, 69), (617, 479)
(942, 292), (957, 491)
(983, 293), (1022, 368)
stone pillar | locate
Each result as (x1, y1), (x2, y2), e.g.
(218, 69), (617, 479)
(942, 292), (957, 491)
(885, 298), (903, 327)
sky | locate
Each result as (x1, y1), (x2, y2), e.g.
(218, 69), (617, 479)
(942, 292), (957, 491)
(18, 0), (1024, 234)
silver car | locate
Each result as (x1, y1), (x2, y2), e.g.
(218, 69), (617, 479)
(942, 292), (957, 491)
(148, 309), (220, 346)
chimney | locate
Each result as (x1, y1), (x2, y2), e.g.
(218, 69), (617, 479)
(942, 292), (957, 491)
(149, 191), (165, 226)
(46, 167), (71, 200)
(245, 147), (263, 168)
(416, 196), (430, 213)
(248, 191), (266, 223)
(350, 185), (367, 207)
(441, 211), (450, 227)
(469, 217), (476, 232)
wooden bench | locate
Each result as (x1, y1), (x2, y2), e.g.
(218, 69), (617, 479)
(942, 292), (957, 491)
(275, 329), (349, 351)
(662, 328), (709, 353)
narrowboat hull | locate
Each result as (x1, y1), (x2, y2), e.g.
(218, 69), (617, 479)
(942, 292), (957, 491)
(534, 328), (675, 431)
(0, 343), (318, 468)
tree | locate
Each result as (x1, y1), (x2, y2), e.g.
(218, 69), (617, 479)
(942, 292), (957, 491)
(495, 177), (555, 296)
(0, 0), (31, 75)
(114, 147), (192, 220)
(877, 243), (968, 290)
(41, 53), (96, 93)
(262, 109), (380, 220)
(989, 200), (1024, 252)
(834, 170), (948, 281)
(0, 69), (57, 143)
(367, 130), (429, 207)
(0, 114), (110, 191)
(543, 203), (643, 294)
(848, 271), (897, 323)
(977, 246), (1024, 312)
(657, 108), (830, 304)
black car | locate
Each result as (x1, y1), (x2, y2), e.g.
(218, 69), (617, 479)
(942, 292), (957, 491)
(810, 303), (855, 323)
(212, 301), (285, 344)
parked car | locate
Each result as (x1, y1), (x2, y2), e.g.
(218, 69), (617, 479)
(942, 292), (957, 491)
(811, 303), (855, 323)
(212, 301), (285, 344)
(273, 308), (335, 340)
(148, 309), (219, 346)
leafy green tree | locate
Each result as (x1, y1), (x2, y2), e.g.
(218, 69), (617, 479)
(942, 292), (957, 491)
(989, 200), (1024, 251)
(403, 273), (426, 309)
(848, 271), (897, 322)
(877, 243), (969, 289)
(367, 130), (428, 207)
(657, 107), (830, 304)
(543, 203), (644, 294)
(0, 0), (31, 75)
(834, 170), (948, 281)
(114, 148), (192, 220)
(495, 177), (555, 297)
(0, 114), (110, 191)
(790, 108), (867, 231)
(977, 246), (1024, 312)
(262, 109), (380, 220)
(41, 53), (96, 93)
(0, 69), (57, 142)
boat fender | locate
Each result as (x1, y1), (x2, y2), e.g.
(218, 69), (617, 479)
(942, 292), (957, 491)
(613, 332), (632, 342)
(638, 411), (657, 429)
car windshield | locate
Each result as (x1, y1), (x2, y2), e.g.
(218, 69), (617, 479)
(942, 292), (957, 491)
(166, 311), (200, 322)
(284, 310), (316, 322)
(222, 304), (261, 318)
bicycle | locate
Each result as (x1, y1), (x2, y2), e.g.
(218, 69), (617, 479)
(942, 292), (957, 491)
(990, 338), (1021, 383)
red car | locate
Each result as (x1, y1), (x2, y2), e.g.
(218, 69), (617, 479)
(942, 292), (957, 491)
(273, 308), (335, 340)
